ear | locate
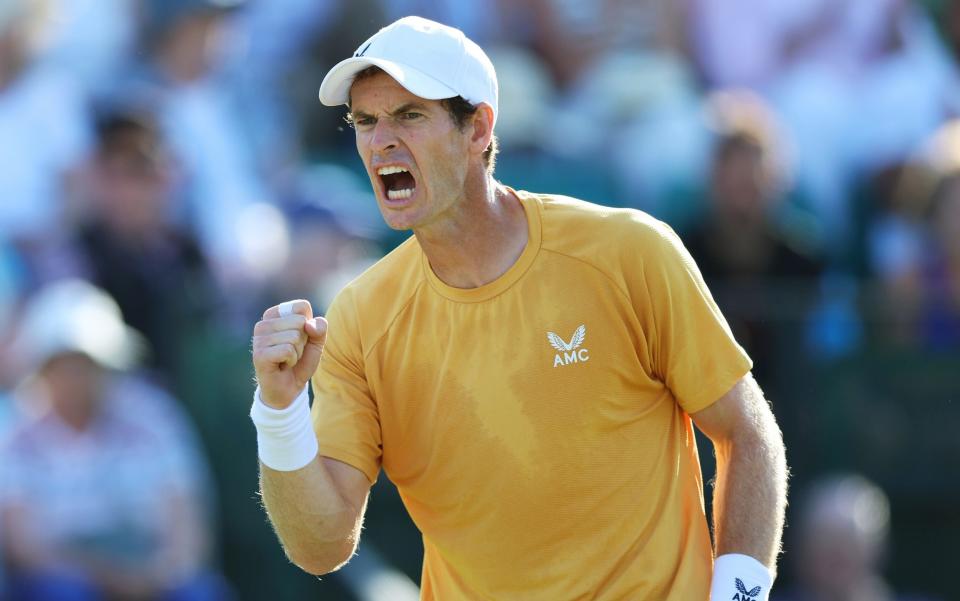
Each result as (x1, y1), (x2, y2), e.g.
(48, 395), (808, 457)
(468, 103), (495, 157)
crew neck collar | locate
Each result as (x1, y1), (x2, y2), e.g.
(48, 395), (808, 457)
(421, 188), (542, 303)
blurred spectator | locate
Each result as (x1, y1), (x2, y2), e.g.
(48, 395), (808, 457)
(129, 0), (276, 284)
(484, 45), (556, 152)
(931, 0), (960, 117)
(376, 0), (504, 43)
(776, 474), (939, 601)
(42, 0), (138, 97)
(691, 0), (958, 248)
(0, 280), (226, 601)
(268, 201), (378, 315)
(607, 80), (709, 224)
(515, 0), (686, 89)
(0, 0), (91, 273)
(511, 0), (693, 164)
(685, 91), (822, 279)
(73, 108), (219, 379)
(222, 0), (341, 176)
(864, 162), (931, 345)
(917, 166), (960, 348)
(683, 91), (824, 378)
(869, 120), (960, 349)
(769, 0), (956, 247)
(689, 0), (876, 91)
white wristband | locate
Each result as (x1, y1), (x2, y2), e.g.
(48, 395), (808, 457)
(710, 554), (772, 601)
(250, 384), (318, 471)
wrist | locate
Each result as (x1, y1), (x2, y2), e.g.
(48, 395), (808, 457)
(250, 384), (318, 471)
(258, 384), (302, 410)
(710, 553), (772, 601)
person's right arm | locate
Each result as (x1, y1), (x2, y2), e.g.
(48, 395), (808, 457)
(252, 300), (373, 575)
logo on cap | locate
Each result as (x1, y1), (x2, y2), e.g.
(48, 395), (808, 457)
(354, 42), (372, 58)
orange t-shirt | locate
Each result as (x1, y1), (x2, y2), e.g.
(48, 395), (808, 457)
(312, 191), (752, 600)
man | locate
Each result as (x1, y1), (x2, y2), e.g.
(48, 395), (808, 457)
(777, 475), (930, 601)
(251, 16), (787, 600)
(0, 280), (224, 601)
(75, 108), (218, 379)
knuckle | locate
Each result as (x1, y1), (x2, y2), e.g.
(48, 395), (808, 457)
(296, 299), (313, 315)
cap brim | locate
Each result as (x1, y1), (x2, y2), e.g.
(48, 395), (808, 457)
(318, 57), (458, 106)
(14, 316), (146, 375)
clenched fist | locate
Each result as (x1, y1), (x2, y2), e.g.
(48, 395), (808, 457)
(252, 299), (327, 409)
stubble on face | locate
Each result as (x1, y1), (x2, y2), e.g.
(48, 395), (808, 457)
(349, 72), (473, 233)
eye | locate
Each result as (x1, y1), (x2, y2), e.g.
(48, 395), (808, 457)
(401, 112), (422, 121)
(356, 116), (376, 127)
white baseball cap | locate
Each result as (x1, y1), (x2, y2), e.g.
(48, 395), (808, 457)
(318, 16), (498, 127)
(13, 279), (145, 373)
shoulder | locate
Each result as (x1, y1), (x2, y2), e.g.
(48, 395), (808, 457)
(325, 236), (425, 348)
(332, 235), (423, 309)
(529, 191), (684, 268)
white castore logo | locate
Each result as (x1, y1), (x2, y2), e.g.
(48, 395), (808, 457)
(547, 325), (589, 368)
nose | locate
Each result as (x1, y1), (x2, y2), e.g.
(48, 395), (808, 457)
(369, 118), (399, 153)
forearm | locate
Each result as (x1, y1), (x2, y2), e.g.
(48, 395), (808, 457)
(711, 406), (788, 572)
(260, 457), (364, 574)
(251, 303), (373, 575)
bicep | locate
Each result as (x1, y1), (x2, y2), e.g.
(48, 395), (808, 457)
(690, 373), (772, 445)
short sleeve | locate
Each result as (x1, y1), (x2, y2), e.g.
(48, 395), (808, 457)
(311, 290), (382, 483)
(632, 219), (753, 413)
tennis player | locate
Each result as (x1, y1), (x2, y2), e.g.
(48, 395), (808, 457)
(251, 16), (787, 600)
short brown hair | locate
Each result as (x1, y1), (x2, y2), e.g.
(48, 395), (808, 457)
(347, 66), (498, 173)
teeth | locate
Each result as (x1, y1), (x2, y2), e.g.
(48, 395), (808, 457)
(387, 188), (413, 200)
(377, 166), (409, 175)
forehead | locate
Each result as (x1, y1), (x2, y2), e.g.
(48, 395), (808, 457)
(348, 71), (441, 112)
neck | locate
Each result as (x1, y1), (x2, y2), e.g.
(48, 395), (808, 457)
(415, 174), (528, 289)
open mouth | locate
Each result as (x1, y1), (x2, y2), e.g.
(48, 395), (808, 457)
(377, 165), (417, 201)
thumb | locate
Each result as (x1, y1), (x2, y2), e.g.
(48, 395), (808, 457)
(294, 316), (327, 384)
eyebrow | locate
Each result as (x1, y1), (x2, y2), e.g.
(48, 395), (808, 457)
(350, 102), (430, 121)
(389, 102), (428, 115)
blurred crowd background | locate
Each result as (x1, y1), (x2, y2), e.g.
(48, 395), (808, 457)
(0, 0), (958, 599)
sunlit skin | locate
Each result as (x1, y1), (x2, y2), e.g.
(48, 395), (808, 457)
(350, 75), (471, 233)
(348, 71), (527, 288)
